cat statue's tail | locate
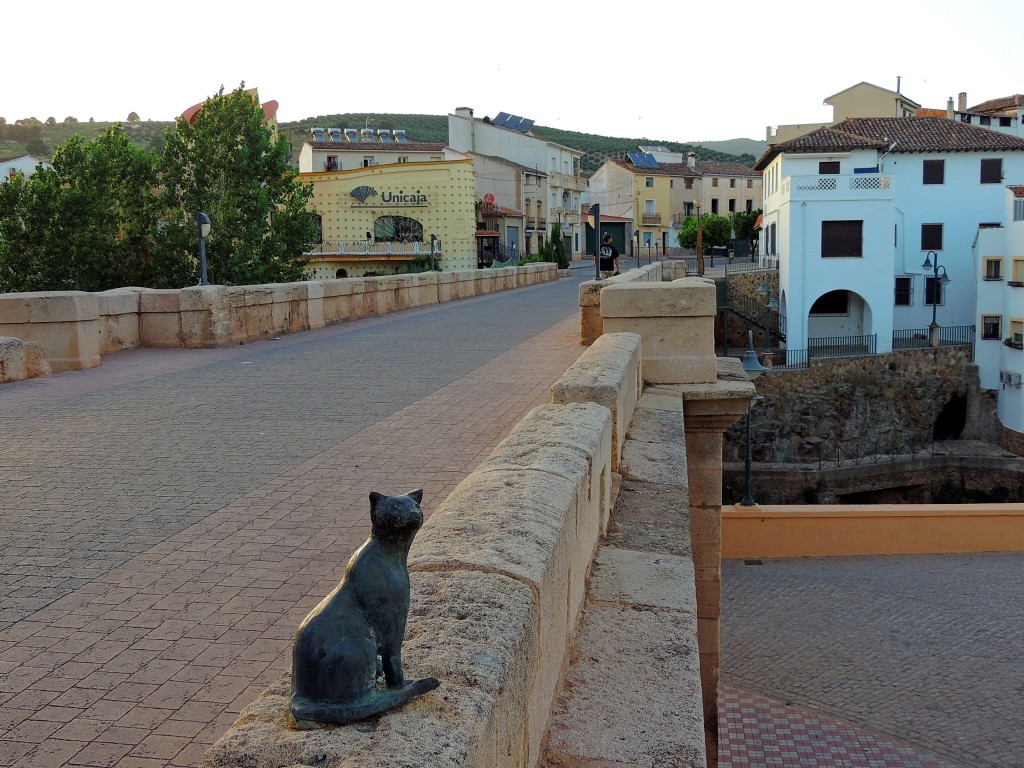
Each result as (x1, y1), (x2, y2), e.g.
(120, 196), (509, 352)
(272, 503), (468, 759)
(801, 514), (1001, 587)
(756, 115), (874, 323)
(291, 677), (441, 728)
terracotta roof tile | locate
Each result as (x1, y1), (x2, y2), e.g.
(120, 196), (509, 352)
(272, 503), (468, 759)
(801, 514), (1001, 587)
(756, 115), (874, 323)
(755, 117), (1024, 169)
(967, 95), (1024, 115)
(1009, 185), (1024, 198)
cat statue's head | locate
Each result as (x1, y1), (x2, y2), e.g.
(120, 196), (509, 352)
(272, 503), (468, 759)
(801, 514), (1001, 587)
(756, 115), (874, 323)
(369, 489), (425, 541)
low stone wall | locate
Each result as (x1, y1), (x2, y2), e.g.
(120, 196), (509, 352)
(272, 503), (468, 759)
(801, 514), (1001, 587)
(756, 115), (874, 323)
(578, 262), (668, 345)
(552, 332), (642, 472)
(0, 265), (557, 375)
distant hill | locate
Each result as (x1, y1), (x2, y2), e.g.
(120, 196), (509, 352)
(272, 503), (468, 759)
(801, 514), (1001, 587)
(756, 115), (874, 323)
(0, 113), (764, 172)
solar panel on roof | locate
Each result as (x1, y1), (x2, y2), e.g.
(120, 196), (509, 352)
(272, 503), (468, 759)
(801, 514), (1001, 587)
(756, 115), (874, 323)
(311, 126), (326, 142)
(518, 119), (535, 133)
(493, 112), (513, 128)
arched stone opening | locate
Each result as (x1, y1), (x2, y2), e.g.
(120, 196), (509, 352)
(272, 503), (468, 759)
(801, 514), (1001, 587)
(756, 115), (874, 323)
(933, 393), (967, 440)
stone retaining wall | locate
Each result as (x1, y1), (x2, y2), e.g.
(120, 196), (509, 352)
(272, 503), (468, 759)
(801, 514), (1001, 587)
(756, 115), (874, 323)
(0, 336), (50, 383)
(0, 265), (556, 376)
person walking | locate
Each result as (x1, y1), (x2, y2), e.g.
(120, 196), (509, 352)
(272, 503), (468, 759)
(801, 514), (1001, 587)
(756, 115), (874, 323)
(599, 233), (620, 278)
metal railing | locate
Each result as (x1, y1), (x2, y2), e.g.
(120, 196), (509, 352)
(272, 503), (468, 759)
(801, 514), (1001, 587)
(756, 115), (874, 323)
(730, 292), (786, 338)
(808, 334), (877, 357)
(305, 240), (437, 257)
(815, 435), (961, 471)
(892, 325), (975, 349)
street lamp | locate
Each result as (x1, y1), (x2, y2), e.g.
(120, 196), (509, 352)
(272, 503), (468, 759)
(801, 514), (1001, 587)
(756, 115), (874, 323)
(587, 204), (601, 281)
(196, 212), (211, 286)
(740, 330), (765, 507)
(430, 234), (439, 271)
(922, 251), (950, 342)
(694, 198), (704, 276)
(757, 276), (780, 352)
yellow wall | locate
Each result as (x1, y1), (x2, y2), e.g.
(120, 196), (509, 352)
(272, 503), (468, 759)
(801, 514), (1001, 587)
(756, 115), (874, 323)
(301, 159), (478, 276)
(722, 504), (1024, 558)
(635, 173), (672, 245)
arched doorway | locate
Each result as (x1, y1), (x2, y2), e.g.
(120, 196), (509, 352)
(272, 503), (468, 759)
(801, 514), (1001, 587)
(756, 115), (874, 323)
(335, 268), (348, 278)
(807, 290), (874, 355)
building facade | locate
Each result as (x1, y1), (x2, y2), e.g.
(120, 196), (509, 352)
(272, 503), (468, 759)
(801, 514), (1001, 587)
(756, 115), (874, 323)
(756, 117), (1024, 356)
(448, 108), (586, 258)
(0, 154), (49, 183)
(300, 143), (477, 277)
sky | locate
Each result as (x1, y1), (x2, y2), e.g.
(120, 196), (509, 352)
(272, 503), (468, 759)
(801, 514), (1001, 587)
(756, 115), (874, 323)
(5, 0), (1023, 145)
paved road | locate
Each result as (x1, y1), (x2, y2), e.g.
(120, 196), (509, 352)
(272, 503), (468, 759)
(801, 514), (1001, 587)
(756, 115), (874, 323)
(722, 553), (1024, 768)
(0, 274), (587, 767)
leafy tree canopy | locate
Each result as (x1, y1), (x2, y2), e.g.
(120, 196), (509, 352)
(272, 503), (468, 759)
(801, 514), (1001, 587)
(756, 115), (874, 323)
(159, 84), (317, 286)
(732, 209), (762, 243)
(677, 214), (732, 250)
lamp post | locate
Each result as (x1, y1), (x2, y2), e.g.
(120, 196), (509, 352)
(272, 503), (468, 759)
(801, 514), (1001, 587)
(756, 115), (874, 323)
(196, 212), (211, 286)
(588, 204), (601, 281)
(922, 250), (950, 346)
(757, 276), (780, 353)
(694, 198), (704, 276)
(430, 234), (439, 271)
(740, 331), (765, 507)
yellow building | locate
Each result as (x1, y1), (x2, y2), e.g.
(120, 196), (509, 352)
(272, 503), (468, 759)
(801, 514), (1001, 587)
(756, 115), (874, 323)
(300, 156), (478, 278)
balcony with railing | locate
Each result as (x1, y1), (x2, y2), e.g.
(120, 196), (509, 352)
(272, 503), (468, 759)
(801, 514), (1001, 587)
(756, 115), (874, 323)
(304, 241), (438, 258)
(642, 213), (662, 226)
(782, 173), (894, 202)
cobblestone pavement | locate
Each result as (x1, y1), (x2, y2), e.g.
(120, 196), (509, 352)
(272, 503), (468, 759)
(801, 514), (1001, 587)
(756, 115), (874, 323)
(722, 554), (1024, 768)
(0, 276), (586, 767)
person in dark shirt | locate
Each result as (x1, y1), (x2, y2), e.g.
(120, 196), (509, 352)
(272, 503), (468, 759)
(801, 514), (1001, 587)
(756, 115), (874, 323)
(599, 234), (620, 278)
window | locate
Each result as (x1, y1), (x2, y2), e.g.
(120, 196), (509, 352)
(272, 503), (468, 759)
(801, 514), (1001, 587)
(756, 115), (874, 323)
(810, 290), (850, 315)
(747, 179), (753, 189)
(746, 200), (753, 213)
(925, 276), (945, 306)
(711, 199), (719, 214)
(645, 176), (654, 188)
(397, 156), (409, 163)
(326, 155), (338, 171)
(984, 258), (1003, 281)
(921, 224), (943, 250)
(922, 160), (944, 184)
(729, 178), (737, 188)
(363, 157), (375, 167)
(644, 199), (655, 216)
(685, 178), (694, 189)
(1000, 116), (1013, 127)
(1014, 199), (1024, 221)
(982, 315), (1002, 340)
(712, 178), (719, 187)
(818, 161), (840, 175)
(1012, 319), (1024, 345)
(374, 215), (423, 242)
(821, 220), (863, 257)
(1013, 259), (1024, 282)
(981, 158), (1002, 183)
(894, 276), (913, 306)
(980, 116), (992, 126)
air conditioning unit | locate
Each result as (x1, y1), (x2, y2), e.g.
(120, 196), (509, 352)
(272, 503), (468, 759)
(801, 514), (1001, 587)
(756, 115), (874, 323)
(1012, 373), (1022, 388)
(999, 371), (1008, 384)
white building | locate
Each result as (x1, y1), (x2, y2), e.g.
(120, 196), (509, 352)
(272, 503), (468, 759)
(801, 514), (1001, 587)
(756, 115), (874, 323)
(755, 117), (1024, 356)
(0, 154), (49, 183)
(945, 92), (1024, 138)
(448, 108), (586, 257)
(974, 186), (1024, 438)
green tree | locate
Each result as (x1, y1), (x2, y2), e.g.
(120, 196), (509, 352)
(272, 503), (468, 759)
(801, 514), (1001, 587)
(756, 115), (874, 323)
(25, 137), (48, 157)
(677, 214), (732, 250)
(127, 111), (140, 122)
(548, 223), (568, 268)
(0, 127), (193, 293)
(159, 85), (317, 285)
(63, 116), (78, 124)
(45, 116), (56, 126)
(732, 209), (762, 246)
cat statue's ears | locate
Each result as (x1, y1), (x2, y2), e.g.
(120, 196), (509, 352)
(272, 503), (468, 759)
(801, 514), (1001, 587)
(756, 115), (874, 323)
(369, 489), (424, 508)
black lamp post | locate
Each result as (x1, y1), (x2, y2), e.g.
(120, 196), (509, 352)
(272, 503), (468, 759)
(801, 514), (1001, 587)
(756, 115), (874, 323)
(740, 331), (765, 507)
(922, 250), (950, 331)
(430, 234), (439, 271)
(588, 204), (601, 281)
(196, 212), (211, 285)
(694, 198), (705, 276)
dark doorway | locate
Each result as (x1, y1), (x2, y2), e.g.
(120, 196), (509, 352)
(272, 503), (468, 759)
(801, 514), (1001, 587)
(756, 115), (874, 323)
(933, 393), (967, 439)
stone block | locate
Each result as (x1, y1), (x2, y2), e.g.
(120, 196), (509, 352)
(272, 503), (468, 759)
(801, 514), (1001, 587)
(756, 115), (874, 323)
(305, 281), (325, 329)
(0, 292), (100, 372)
(543, 604), (705, 768)
(0, 336), (26, 382)
(551, 332), (641, 473)
(201, 570), (539, 768)
(98, 289), (143, 354)
(588, 546), (697, 612)
(620, 392), (688, 485)
(600, 278), (716, 319)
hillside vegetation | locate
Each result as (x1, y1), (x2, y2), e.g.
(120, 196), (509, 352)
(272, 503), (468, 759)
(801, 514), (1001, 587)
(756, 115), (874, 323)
(1, 112), (764, 171)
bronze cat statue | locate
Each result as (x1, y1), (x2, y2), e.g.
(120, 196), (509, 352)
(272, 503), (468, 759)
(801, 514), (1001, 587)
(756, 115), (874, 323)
(290, 489), (440, 727)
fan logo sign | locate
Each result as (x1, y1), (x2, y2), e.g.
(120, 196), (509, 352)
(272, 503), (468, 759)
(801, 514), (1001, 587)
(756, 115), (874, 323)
(350, 186), (428, 207)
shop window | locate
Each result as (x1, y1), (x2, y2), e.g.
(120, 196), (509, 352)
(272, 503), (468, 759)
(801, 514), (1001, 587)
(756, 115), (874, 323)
(374, 216), (423, 242)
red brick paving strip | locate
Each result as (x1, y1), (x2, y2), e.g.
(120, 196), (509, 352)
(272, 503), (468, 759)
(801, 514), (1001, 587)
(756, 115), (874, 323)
(719, 686), (965, 768)
(0, 316), (581, 768)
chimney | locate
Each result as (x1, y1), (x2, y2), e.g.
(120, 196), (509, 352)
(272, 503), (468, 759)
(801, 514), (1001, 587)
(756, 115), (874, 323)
(687, 151), (697, 169)
(896, 75), (901, 94)
(947, 97), (954, 119)
(455, 107), (474, 119)
(958, 92), (967, 112)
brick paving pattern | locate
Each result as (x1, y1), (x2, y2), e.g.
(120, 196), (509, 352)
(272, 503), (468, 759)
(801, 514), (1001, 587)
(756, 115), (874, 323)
(0, 276), (586, 767)
(720, 686), (963, 768)
(722, 554), (1024, 768)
